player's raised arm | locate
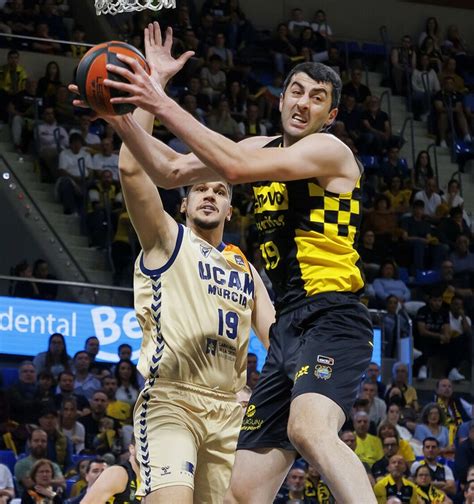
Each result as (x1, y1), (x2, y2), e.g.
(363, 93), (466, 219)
(249, 264), (274, 350)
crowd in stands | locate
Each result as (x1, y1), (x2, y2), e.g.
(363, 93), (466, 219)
(0, 0), (474, 502)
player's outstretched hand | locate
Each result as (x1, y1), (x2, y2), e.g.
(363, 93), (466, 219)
(144, 22), (194, 88)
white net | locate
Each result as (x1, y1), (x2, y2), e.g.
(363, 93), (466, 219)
(95, 0), (176, 15)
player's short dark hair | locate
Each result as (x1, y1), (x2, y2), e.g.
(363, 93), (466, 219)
(282, 62), (342, 110)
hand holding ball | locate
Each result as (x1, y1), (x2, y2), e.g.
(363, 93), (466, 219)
(76, 41), (150, 116)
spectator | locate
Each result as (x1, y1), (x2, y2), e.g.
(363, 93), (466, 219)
(412, 465), (450, 504)
(360, 96), (392, 155)
(373, 454), (418, 503)
(111, 209), (135, 286)
(411, 437), (456, 496)
(274, 466), (308, 504)
(226, 80), (247, 121)
(207, 97), (242, 140)
(444, 296), (471, 381)
(269, 23), (298, 75)
(36, 370), (56, 406)
(411, 54), (440, 120)
(381, 295), (406, 358)
(84, 336), (110, 379)
(297, 26), (328, 63)
(373, 260), (411, 306)
(386, 362), (419, 411)
(438, 207), (471, 252)
(380, 148), (411, 188)
(363, 195), (399, 245)
(53, 371), (90, 416)
(92, 137), (120, 182)
(434, 260), (473, 316)
(14, 429), (65, 494)
(435, 378), (471, 440)
(238, 103), (267, 137)
(66, 458), (108, 504)
(31, 22), (61, 55)
(56, 132), (93, 215)
(114, 360), (139, 407)
(439, 58), (467, 94)
(366, 361), (386, 399)
(400, 200), (446, 272)
(384, 176), (411, 215)
(379, 421), (416, 467)
(247, 352), (257, 374)
(338, 94), (362, 147)
(53, 85), (75, 127)
(33, 259), (58, 301)
(68, 25), (87, 59)
(0, 462), (14, 504)
(454, 423), (474, 485)
(200, 54), (227, 103)
(413, 151), (434, 190)
(37, 107), (68, 182)
(359, 230), (383, 282)
(450, 236), (474, 276)
(311, 9), (333, 40)
(72, 351), (101, 401)
(434, 76), (472, 149)
(419, 36), (443, 74)
(414, 404), (450, 449)
(37, 405), (73, 472)
(414, 178), (442, 221)
(70, 115), (102, 150)
(10, 77), (38, 153)
(418, 17), (441, 49)
(372, 433), (400, 481)
(78, 390), (115, 452)
(359, 379), (387, 426)
(8, 360), (42, 424)
(37, 61), (62, 106)
(342, 68), (371, 105)
(304, 464), (333, 502)
(102, 375), (131, 426)
(33, 333), (72, 379)
(386, 402), (418, 446)
(390, 35), (417, 96)
(67, 458), (89, 498)
(354, 411), (384, 467)
(21, 458), (65, 504)
(0, 49), (27, 97)
(287, 7), (309, 38)
(415, 291), (450, 379)
(246, 370), (260, 391)
(59, 397), (85, 454)
(465, 479), (474, 504)
(11, 260), (39, 299)
(207, 32), (233, 70)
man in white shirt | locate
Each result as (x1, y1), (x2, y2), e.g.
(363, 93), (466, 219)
(287, 8), (310, 37)
(70, 114), (101, 150)
(55, 132), (93, 214)
(0, 463), (14, 504)
(37, 107), (68, 181)
(93, 137), (119, 181)
(359, 380), (386, 426)
(414, 177), (442, 221)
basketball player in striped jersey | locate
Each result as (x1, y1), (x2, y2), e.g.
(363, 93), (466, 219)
(68, 30), (274, 504)
(95, 23), (376, 504)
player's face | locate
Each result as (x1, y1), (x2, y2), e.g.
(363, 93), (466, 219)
(280, 73), (337, 144)
(182, 182), (232, 231)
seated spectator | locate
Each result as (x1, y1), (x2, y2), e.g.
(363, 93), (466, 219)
(53, 85), (75, 127)
(400, 200), (446, 272)
(438, 207), (471, 252)
(84, 336), (110, 379)
(359, 230), (383, 282)
(55, 133), (93, 215)
(418, 17), (441, 50)
(114, 360), (139, 407)
(200, 54), (227, 103)
(37, 107), (68, 182)
(59, 397), (85, 454)
(68, 25), (88, 59)
(366, 361), (387, 399)
(359, 379), (387, 426)
(10, 77), (38, 153)
(450, 235), (474, 277)
(465, 479), (474, 504)
(207, 32), (233, 70)
(304, 464), (333, 502)
(287, 7), (309, 38)
(102, 375), (131, 426)
(414, 404), (450, 449)
(31, 22), (61, 55)
(33, 259), (58, 301)
(386, 402), (419, 450)
(386, 362), (419, 411)
(92, 137), (120, 182)
(0, 462), (14, 504)
(338, 94), (362, 146)
(325, 46), (347, 80)
(411, 437), (456, 497)
(413, 151), (434, 191)
(433, 260), (473, 317)
(274, 466), (307, 504)
(354, 411), (384, 467)
(439, 58), (467, 94)
(434, 76), (472, 149)
(3, 1), (35, 37)
(14, 429), (65, 495)
(53, 371), (90, 416)
(342, 68), (371, 105)
(72, 351), (101, 401)
(11, 260), (39, 299)
(297, 26), (328, 63)
(238, 103), (267, 138)
(37, 61), (62, 106)
(454, 423), (474, 486)
(0, 49), (28, 107)
(67, 458), (89, 498)
(33, 333), (73, 378)
(70, 115), (102, 150)
(435, 378), (471, 442)
(226, 80), (247, 121)
(36, 370), (56, 406)
(360, 96), (392, 155)
(378, 421), (416, 468)
(373, 454), (418, 503)
(21, 458), (65, 504)
(373, 260), (411, 306)
(363, 195), (400, 245)
(66, 458), (108, 504)
(372, 433), (400, 481)
(8, 360), (42, 424)
(37, 405), (73, 472)
(413, 465), (450, 504)
(311, 9), (333, 41)
(419, 36), (443, 74)
(37, 0), (68, 40)
(380, 149), (411, 188)
(411, 54), (440, 120)
(207, 97), (242, 140)
(269, 23), (298, 75)
(390, 35), (417, 96)
(382, 295), (411, 358)
(246, 370), (260, 390)
(384, 176), (412, 214)
(414, 178), (442, 222)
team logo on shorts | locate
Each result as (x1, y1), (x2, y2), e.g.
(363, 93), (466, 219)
(317, 355), (335, 366)
(160, 465), (171, 476)
(200, 244), (211, 257)
(314, 364), (332, 380)
(246, 404), (256, 418)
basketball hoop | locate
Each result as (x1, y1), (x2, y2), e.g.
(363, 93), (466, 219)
(95, 0), (176, 15)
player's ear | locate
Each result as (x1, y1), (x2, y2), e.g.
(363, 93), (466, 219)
(279, 92), (284, 113)
(226, 205), (233, 222)
(325, 107), (339, 127)
(180, 198), (187, 214)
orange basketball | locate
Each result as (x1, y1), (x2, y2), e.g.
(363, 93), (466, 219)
(76, 41), (150, 116)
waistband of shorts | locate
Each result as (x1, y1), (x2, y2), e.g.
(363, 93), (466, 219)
(147, 377), (237, 402)
(276, 290), (363, 315)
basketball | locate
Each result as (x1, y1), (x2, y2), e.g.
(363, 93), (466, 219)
(76, 41), (150, 116)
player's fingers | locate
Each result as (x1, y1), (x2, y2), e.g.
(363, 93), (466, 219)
(144, 27), (150, 53)
(164, 26), (173, 51)
(115, 53), (148, 76)
(105, 63), (135, 82)
(72, 99), (90, 109)
(103, 78), (134, 92)
(68, 84), (80, 96)
(177, 51), (195, 68)
(153, 21), (163, 46)
(109, 95), (137, 104)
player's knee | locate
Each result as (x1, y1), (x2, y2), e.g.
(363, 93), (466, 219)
(223, 484), (244, 504)
(287, 417), (332, 456)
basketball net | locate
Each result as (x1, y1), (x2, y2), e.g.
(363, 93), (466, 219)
(95, 0), (176, 15)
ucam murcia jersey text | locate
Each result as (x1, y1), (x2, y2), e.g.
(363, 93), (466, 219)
(134, 224), (255, 394)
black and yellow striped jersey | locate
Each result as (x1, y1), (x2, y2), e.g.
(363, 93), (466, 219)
(254, 136), (364, 310)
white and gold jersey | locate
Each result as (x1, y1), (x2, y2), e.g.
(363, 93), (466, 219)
(134, 225), (255, 394)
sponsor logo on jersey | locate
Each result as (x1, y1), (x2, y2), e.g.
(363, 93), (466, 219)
(205, 338), (236, 361)
(314, 364), (332, 380)
(200, 244), (211, 257)
(253, 183), (289, 214)
(317, 355), (334, 366)
(294, 365), (309, 382)
(206, 338), (217, 355)
(234, 254), (245, 267)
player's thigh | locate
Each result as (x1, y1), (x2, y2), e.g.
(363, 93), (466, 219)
(224, 448), (295, 504)
(144, 485), (193, 504)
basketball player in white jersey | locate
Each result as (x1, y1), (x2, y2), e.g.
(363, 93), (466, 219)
(107, 30), (273, 504)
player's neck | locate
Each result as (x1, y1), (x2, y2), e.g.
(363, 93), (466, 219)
(192, 225), (224, 249)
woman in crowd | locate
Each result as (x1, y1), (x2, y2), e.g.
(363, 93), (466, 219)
(413, 150), (434, 189)
(372, 260), (411, 306)
(414, 403), (450, 448)
(21, 459), (64, 503)
(59, 397), (85, 454)
(378, 421), (416, 467)
(114, 359), (139, 406)
(418, 17), (441, 49)
(386, 402), (423, 456)
(33, 333), (73, 378)
(37, 61), (63, 106)
(414, 464), (451, 504)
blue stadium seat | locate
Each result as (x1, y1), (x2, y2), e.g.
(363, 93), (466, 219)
(359, 155), (379, 173)
(414, 269), (441, 286)
(1, 368), (18, 388)
(71, 454), (95, 466)
(398, 267), (410, 285)
(65, 478), (77, 497)
(0, 450), (16, 473)
(362, 42), (386, 57)
(336, 40), (361, 56)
